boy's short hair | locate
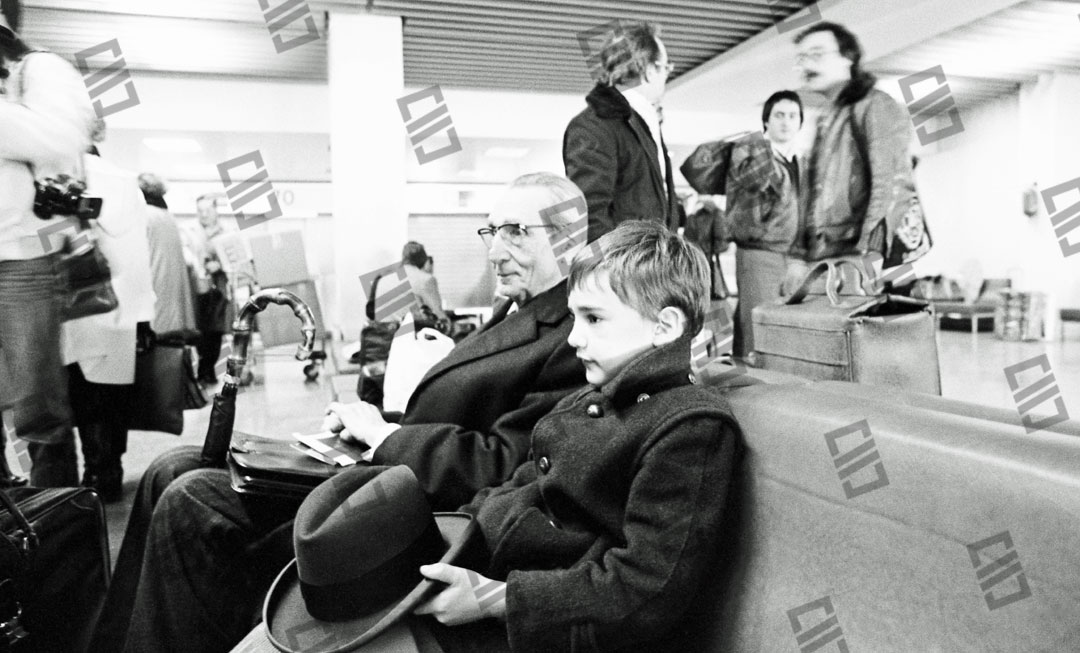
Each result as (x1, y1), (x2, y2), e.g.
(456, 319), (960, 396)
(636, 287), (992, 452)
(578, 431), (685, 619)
(568, 220), (710, 336)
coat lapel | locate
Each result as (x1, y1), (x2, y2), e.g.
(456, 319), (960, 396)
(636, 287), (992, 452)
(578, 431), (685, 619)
(413, 281), (569, 391)
(626, 112), (667, 207)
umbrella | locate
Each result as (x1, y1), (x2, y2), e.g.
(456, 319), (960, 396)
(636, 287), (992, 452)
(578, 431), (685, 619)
(200, 288), (317, 468)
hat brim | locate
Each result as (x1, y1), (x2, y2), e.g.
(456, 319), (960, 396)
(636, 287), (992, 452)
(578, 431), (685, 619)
(264, 512), (475, 653)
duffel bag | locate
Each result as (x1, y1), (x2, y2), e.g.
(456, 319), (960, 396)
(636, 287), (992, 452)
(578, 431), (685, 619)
(752, 258), (941, 395)
(0, 486), (110, 653)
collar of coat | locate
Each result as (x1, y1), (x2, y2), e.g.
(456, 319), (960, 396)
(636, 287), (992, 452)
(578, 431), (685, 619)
(592, 334), (696, 408)
(487, 279), (569, 328)
(584, 83), (638, 121)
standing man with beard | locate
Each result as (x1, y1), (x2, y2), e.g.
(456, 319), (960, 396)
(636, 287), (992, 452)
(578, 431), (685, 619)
(725, 91), (804, 359)
(785, 21), (924, 292)
(563, 20), (681, 242)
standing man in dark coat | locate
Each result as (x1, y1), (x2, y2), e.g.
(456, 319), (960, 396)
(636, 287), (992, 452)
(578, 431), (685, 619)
(563, 20), (681, 242)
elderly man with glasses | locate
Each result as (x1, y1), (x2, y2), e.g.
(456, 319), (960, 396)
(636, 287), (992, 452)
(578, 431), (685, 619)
(563, 19), (681, 242)
(94, 173), (590, 653)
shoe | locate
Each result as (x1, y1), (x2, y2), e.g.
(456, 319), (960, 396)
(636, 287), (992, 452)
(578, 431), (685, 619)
(82, 471), (123, 503)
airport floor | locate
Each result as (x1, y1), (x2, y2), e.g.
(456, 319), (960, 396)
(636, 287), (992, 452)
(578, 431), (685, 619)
(101, 328), (1080, 566)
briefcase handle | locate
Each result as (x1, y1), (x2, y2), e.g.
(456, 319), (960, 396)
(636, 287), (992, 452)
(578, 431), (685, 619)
(786, 259), (873, 307)
(0, 489), (38, 556)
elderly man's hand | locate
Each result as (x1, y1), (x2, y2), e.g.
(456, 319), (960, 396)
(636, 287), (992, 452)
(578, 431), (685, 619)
(415, 564), (506, 625)
(323, 401), (398, 451)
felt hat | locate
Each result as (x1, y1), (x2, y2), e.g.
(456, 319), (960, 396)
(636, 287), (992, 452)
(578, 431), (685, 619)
(264, 465), (474, 653)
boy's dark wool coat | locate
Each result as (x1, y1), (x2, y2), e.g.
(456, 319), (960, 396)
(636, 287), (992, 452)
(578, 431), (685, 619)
(563, 83), (681, 242)
(441, 338), (739, 652)
(373, 280), (584, 510)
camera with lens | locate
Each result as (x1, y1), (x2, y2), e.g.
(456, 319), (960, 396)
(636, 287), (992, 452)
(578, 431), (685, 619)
(32, 175), (103, 221)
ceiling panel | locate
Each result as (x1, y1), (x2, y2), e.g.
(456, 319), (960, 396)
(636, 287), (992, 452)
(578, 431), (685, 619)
(19, 0), (816, 89)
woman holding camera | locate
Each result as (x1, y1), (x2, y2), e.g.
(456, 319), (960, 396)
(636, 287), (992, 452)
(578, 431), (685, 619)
(0, 5), (97, 486)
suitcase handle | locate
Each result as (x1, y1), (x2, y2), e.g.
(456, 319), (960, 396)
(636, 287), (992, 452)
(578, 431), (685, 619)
(786, 259), (874, 307)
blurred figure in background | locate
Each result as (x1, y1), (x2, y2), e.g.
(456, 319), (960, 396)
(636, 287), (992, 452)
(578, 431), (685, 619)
(57, 121), (156, 498)
(0, 1), (95, 486)
(138, 173), (195, 335)
(789, 21), (923, 291)
(725, 90), (803, 359)
(185, 195), (232, 385)
(681, 191), (729, 302)
(377, 241), (449, 324)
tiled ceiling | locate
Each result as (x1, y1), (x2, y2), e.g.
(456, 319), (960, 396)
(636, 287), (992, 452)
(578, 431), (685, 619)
(20, 0), (817, 91)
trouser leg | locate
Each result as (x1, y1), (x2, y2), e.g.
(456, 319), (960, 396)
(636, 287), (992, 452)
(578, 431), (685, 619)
(88, 445), (203, 652)
(27, 436), (78, 487)
(733, 247), (787, 360)
(123, 468), (300, 653)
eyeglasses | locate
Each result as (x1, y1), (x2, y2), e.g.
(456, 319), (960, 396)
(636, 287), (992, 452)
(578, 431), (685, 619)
(655, 60), (675, 75)
(795, 49), (840, 64)
(477, 223), (562, 249)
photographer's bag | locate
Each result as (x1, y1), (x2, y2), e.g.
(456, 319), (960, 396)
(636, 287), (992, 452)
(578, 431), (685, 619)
(0, 487), (110, 653)
(752, 259), (941, 395)
(56, 225), (119, 322)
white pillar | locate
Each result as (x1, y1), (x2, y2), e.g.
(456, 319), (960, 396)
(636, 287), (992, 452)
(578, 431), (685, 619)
(327, 11), (407, 339)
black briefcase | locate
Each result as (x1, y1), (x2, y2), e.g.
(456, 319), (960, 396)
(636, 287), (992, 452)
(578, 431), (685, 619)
(0, 487), (110, 653)
(228, 432), (368, 502)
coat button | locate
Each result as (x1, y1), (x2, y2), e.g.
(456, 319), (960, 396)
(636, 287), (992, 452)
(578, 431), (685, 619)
(636, 393), (650, 403)
(538, 456), (551, 473)
(688, 373), (697, 384)
(586, 404), (603, 418)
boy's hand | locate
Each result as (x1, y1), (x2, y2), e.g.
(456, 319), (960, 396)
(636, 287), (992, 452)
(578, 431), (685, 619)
(414, 564), (506, 625)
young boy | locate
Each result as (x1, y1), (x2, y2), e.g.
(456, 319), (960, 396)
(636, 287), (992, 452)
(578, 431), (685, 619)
(415, 220), (740, 652)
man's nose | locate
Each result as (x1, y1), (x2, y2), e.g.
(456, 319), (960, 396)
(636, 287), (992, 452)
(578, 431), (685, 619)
(487, 233), (509, 263)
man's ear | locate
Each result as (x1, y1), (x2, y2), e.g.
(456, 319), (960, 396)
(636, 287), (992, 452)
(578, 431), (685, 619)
(653, 306), (687, 346)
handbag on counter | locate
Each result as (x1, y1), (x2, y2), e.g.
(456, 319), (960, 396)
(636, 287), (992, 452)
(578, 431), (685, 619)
(751, 258), (941, 394)
(0, 487), (110, 653)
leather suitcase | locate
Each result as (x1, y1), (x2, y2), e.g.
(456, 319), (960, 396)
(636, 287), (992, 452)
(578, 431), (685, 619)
(0, 487), (110, 653)
(752, 260), (941, 395)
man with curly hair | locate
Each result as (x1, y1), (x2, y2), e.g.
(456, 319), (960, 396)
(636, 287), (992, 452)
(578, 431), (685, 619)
(563, 20), (681, 242)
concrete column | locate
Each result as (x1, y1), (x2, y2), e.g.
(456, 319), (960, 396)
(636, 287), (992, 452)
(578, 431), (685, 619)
(327, 11), (406, 339)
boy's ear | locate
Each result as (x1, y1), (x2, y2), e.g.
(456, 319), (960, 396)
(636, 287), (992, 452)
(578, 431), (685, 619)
(653, 306), (687, 346)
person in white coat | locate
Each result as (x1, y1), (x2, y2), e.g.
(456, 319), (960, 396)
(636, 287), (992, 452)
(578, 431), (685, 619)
(54, 130), (156, 499)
